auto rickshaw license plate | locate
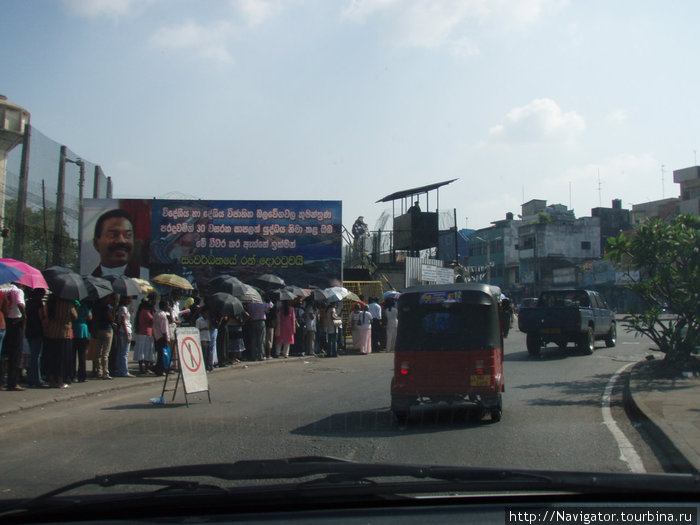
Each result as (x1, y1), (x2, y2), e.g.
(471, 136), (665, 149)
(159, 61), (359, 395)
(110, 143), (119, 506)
(470, 375), (491, 387)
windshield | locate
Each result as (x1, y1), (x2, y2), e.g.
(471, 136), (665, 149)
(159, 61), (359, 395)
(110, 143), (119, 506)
(0, 0), (698, 510)
(396, 297), (501, 351)
(539, 290), (591, 308)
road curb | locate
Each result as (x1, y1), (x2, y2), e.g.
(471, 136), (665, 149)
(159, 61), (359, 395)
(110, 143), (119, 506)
(623, 361), (698, 474)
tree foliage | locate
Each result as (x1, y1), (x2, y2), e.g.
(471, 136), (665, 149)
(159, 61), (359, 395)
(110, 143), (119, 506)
(606, 214), (699, 363)
(2, 199), (78, 271)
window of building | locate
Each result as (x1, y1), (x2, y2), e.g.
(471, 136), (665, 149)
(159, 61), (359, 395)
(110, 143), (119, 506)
(581, 241), (591, 250)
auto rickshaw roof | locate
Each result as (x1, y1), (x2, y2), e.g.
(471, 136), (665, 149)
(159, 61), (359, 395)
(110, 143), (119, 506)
(400, 283), (502, 305)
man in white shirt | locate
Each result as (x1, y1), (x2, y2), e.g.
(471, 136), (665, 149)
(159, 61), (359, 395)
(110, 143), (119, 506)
(1, 283), (26, 390)
(368, 297), (382, 353)
(153, 300), (170, 376)
(195, 308), (213, 371)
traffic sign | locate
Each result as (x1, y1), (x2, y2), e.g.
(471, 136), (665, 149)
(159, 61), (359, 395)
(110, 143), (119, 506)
(176, 327), (209, 394)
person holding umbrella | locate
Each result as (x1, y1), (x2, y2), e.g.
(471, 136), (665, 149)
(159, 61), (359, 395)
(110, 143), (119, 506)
(195, 307), (213, 371)
(302, 298), (318, 357)
(92, 294), (117, 380)
(245, 298), (273, 362)
(384, 298), (399, 353)
(133, 297), (156, 375)
(0, 288), (7, 388)
(40, 294), (77, 389)
(25, 288), (46, 387)
(1, 282), (26, 391)
(153, 300), (170, 376)
(324, 303), (341, 358)
(274, 300), (296, 358)
(71, 299), (92, 383)
(114, 296), (135, 378)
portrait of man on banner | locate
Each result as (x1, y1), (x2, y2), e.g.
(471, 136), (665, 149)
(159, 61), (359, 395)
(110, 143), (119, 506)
(80, 199), (151, 279)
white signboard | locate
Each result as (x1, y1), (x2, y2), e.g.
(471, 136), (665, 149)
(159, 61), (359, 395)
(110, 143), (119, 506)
(435, 267), (454, 284)
(421, 264), (438, 282)
(175, 327), (209, 394)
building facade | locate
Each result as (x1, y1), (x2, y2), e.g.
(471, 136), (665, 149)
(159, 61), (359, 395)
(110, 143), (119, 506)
(673, 166), (700, 216)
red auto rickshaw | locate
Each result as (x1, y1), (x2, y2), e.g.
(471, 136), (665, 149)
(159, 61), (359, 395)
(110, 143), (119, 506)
(390, 283), (504, 423)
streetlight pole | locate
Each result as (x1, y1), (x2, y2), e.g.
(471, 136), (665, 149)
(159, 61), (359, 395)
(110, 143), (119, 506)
(65, 156), (84, 267)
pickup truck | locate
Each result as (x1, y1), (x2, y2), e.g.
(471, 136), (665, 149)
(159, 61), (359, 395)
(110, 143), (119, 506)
(517, 289), (617, 356)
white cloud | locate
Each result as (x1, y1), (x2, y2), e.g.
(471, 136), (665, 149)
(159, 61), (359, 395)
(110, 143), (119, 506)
(486, 98), (585, 145)
(341, 0), (400, 21)
(341, 0), (565, 51)
(450, 36), (480, 57)
(605, 110), (627, 124)
(233, 0), (286, 26)
(151, 20), (236, 63)
(63, 0), (149, 18)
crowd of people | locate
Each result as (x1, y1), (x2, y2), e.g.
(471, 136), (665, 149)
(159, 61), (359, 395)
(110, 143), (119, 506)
(0, 281), (401, 391)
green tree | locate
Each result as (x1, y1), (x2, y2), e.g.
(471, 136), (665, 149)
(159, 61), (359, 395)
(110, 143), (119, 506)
(606, 214), (699, 365)
(537, 212), (553, 224)
(2, 199), (78, 271)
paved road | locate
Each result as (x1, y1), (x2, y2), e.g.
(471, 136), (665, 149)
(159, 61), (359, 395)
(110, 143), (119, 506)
(0, 326), (661, 498)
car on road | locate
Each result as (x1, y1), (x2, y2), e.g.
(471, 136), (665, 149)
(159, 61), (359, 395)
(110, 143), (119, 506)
(518, 289), (617, 356)
(516, 297), (538, 313)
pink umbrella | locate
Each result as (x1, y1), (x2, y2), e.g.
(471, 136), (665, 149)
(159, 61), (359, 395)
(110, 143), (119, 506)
(0, 258), (49, 289)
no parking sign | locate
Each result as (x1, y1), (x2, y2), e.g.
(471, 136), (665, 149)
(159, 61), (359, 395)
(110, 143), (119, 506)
(176, 327), (209, 394)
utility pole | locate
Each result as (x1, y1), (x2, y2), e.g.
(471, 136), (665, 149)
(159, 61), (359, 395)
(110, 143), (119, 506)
(661, 164), (666, 198)
(14, 123), (31, 260)
(66, 156), (85, 267)
(453, 208), (458, 266)
(53, 146), (67, 266)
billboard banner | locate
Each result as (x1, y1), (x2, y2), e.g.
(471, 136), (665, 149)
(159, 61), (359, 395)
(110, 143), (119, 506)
(81, 199), (342, 290)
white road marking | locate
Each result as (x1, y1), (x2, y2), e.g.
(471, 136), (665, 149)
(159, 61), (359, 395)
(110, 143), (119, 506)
(602, 362), (645, 473)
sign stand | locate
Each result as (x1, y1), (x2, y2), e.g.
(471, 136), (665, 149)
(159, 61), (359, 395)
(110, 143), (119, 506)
(159, 328), (211, 407)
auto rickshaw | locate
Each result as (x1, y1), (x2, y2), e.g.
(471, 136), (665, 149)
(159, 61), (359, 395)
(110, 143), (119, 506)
(390, 283), (504, 423)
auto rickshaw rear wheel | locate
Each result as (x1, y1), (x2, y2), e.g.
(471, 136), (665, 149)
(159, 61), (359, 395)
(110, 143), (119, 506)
(391, 400), (411, 424)
(468, 408), (486, 423)
(393, 409), (409, 424)
(490, 394), (503, 422)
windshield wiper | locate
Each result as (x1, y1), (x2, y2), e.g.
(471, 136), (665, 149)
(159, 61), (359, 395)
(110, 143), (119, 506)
(3, 456), (699, 516)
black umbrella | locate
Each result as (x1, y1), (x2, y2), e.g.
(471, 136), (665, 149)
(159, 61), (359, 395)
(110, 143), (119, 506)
(236, 284), (263, 304)
(103, 274), (141, 296)
(210, 275), (247, 296)
(42, 267), (89, 301)
(282, 285), (309, 298)
(206, 292), (244, 316)
(273, 289), (297, 301)
(210, 274), (243, 287)
(254, 273), (285, 289)
(42, 265), (71, 276)
(82, 275), (114, 300)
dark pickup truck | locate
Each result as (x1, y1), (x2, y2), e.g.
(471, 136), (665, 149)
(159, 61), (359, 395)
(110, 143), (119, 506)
(517, 289), (617, 356)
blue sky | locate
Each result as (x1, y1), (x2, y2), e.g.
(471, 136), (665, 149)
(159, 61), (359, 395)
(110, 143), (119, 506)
(3, 0), (699, 231)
